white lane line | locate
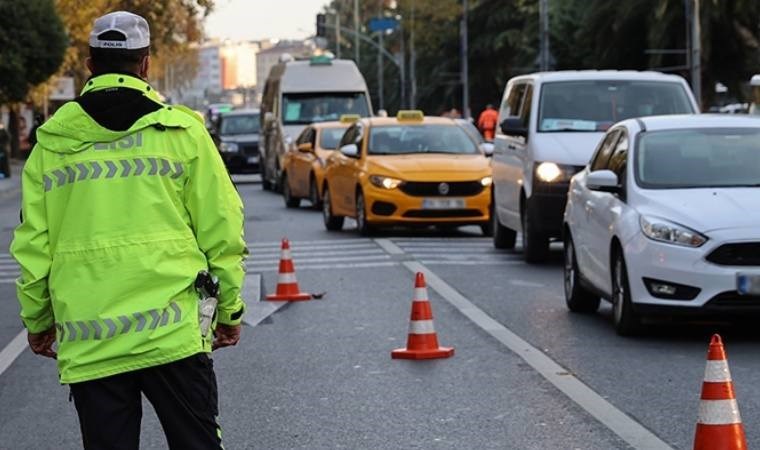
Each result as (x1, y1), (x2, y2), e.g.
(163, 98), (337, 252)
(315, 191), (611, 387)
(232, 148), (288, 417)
(248, 239), (373, 248)
(250, 249), (386, 258)
(374, 238), (406, 255)
(0, 278), (16, 284)
(396, 243), (494, 248)
(249, 254), (392, 265)
(241, 273), (288, 328)
(510, 280), (547, 288)
(0, 331), (27, 377)
(247, 261), (398, 272)
(419, 260), (522, 266)
(374, 239), (671, 450)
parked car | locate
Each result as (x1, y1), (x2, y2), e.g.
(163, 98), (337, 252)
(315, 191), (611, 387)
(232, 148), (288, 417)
(214, 109), (261, 173)
(491, 70), (699, 262)
(259, 54), (372, 191)
(563, 115), (760, 335)
(281, 115), (358, 209)
(320, 111), (493, 235)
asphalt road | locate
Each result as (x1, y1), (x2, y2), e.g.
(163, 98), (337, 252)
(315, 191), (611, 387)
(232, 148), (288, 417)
(0, 175), (758, 449)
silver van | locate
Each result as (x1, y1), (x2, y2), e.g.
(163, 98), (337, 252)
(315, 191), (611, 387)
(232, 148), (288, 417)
(259, 55), (372, 190)
(491, 71), (698, 262)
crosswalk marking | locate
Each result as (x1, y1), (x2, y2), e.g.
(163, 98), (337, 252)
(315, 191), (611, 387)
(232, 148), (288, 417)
(391, 237), (520, 267)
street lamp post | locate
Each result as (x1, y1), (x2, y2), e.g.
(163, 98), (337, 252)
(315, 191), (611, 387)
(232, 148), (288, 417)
(461, 0), (470, 119)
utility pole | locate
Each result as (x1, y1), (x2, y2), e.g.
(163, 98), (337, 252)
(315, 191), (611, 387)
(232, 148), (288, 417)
(539, 0), (550, 71)
(399, 21), (406, 109)
(409, 1), (417, 109)
(690, 0), (702, 109)
(354, 0), (360, 63)
(336, 12), (341, 58)
(460, 0), (470, 119)
(377, 31), (384, 112)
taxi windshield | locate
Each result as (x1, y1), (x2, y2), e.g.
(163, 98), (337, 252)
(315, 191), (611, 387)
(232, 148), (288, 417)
(368, 124), (479, 155)
(319, 127), (347, 150)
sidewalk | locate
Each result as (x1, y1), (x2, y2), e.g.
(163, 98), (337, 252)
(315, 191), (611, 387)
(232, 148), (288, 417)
(0, 159), (23, 199)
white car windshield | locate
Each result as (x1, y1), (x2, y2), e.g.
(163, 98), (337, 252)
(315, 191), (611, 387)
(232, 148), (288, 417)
(538, 80), (694, 132)
(220, 114), (260, 135)
(368, 125), (479, 155)
(636, 128), (760, 189)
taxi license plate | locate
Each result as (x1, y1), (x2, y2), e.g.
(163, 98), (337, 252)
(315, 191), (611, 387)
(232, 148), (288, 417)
(736, 273), (760, 295)
(422, 198), (465, 210)
(247, 156), (258, 164)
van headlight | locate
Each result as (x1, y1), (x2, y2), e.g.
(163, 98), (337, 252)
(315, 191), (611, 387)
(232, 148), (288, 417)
(640, 215), (707, 247)
(535, 162), (575, 183)
(219, 142), (239, 153)
(369, 175), (403, 189)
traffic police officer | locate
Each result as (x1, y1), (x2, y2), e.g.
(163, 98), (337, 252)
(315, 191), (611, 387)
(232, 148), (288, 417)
(11, 11), (246, 449)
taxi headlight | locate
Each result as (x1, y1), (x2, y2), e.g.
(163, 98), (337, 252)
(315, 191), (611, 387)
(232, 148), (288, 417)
(480, 176), (493, 187)
(640, 215), (707, 247)
(369, 175), (403, 189)
(219, 142), (239, 153)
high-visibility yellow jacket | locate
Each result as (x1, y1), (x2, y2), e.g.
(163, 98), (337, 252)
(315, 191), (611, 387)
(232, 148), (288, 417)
(11, 74), (247, 383)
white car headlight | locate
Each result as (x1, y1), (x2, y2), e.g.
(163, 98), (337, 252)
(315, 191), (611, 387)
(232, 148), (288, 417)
(219, 142), (239, 153)
(639, 215), (707, 247)
(535, 162), (575, 183)
(369, 175), (403, 189)
(480, 176), (493, 187)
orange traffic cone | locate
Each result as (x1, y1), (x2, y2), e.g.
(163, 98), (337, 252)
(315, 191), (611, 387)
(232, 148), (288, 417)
(391, 272), (454, 360)
(693, 334), (747, 450)
(265, 238), (311, 301)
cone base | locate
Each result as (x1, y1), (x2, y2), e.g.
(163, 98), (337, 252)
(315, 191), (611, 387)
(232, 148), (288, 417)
(265, 292), (312, 301)
(391, 346), (454, 360)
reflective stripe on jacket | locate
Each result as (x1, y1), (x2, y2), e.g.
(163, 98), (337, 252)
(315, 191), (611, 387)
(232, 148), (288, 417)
(11, 74), (247, 383)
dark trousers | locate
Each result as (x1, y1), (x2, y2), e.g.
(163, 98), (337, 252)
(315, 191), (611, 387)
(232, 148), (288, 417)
(70, 353), (223, 450)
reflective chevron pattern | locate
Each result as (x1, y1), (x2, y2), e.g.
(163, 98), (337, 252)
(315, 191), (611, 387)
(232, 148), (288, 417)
(43, 159), (185, 192)
(55, 301), (183, 342)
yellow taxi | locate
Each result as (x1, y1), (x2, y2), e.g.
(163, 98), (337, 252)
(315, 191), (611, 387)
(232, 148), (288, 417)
(281, 115), (358, 209)
(321, 110), (493, 235)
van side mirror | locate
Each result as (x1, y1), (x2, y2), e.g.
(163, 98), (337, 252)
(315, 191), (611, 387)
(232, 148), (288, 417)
(587, 170), (620, 193)
(340, 143), (359, 158)
(500, 117), (528, 138)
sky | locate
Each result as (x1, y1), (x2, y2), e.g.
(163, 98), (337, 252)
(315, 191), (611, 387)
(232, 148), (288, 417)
(205, 0), (330, 41)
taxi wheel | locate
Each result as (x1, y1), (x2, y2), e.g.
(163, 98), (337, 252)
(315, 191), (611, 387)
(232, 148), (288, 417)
(309, 175), (322, 210)
(322, 186), (344, 231)
(612, 249), (642, 336)
(564, 234), (600, 313)
(355, 190), (375, 236)
(282, 173), (300, 208)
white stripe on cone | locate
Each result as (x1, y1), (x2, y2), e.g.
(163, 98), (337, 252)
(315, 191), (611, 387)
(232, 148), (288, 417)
(408, 320), (436, 334)
(414, 288), (428, 301)
(281, 249), (292, 260)
(697, 399), (742, 425)
(703, 360), (732, 383)
(277, 272), (297, 284)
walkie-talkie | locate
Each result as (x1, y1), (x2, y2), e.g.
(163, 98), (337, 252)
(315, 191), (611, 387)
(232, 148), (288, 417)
(194, 271), (219, 337)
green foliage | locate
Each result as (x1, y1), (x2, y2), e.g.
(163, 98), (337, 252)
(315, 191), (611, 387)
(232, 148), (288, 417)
(0, 0), (67, 103)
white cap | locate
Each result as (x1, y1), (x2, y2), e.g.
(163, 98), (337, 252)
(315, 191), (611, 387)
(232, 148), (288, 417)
(89, 11), (150, 50)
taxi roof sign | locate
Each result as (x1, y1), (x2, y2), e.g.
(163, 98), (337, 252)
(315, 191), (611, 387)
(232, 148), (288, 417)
(396, 110), (424, 122)
(340, 114), (360, 123)
(310, 54), (333, 66)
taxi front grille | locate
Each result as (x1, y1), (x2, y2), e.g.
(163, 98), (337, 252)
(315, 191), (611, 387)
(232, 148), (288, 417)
(403, 209), (482, 218)
(400, 181), (484, 197)
(706, 243), (760, 266)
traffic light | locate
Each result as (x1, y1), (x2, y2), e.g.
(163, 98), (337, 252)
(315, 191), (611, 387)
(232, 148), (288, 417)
(316, 13), (326, 37)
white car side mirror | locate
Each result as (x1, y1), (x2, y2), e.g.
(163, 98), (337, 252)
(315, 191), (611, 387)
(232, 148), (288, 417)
(587, 169), (620, 193)
(480, 142), (494, 157)
(340, 143), (359, 158)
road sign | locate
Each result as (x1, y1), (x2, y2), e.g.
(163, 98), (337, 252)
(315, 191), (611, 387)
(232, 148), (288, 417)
(368, 17), (399, 33)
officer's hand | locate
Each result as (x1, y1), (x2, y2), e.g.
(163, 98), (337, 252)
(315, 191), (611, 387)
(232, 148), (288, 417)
(213, 324), (241, 351)
(28, 327), (57, 359)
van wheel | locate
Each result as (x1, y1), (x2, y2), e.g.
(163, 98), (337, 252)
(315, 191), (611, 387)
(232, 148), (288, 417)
(282, 173), (300, 208)
(309, 175), (321, 210)
(492, 206), (516, 249)
(522, 200), (549, 263)
(612, 249), (642, 336)
(322, 186), (344, 231)
(564, 234), (600, 313)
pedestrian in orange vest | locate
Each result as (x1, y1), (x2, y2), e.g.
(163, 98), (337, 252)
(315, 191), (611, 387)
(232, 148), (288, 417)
(477, 104), (499, 141)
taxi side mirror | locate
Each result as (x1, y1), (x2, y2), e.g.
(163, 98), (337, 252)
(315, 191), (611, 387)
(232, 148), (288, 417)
(340, 143), (359, 158)
(298, 142), (314, 153)
(480, 142), (494, 157)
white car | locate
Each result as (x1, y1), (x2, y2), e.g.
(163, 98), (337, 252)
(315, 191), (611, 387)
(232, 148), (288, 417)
(563, 115), (760, 335)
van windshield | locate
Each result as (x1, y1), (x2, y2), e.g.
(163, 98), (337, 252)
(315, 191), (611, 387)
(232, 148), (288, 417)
(282, 93), (369, 125)
(538, 81), (694, 132)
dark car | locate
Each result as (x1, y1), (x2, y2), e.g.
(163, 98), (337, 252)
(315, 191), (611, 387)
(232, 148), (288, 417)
(215, 109), (261, 173)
